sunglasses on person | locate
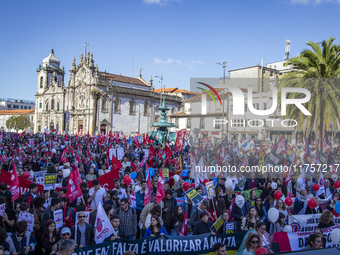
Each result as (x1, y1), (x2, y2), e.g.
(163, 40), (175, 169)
(78, 216), (86, 218)
(62, 233), (71, 236)
(251, 240), (259, 244)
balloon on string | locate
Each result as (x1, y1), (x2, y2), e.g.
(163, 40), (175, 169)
(183, 182), (190, 191)
(225, 179), (233, 188)
(335, 201), (340, 214)
(308, 198), (317, 209)
(334, 180), (340, 189)
(312, 183), (320, 191)
(268, 208), (279, 223)
(173, 175), (180, 182)
(271, 182), (277, 190)
(274, 190), (282, 200)
(332, 174), (338, 182)
(130, 172), (137, 180)
(123, 175), (131, 186)
(285, 197), (293, 207)
(190, 183), (195, 188)
(145, 168), (155, 178)
(331, 229), (340, 245)
(255, 247), (268, 255)
(283, 225), (293, 232)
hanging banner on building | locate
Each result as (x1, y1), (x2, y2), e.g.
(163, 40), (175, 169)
(73, 232), (246, 255)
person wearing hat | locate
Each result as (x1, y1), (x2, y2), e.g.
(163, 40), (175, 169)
(51, 227), (72, 254)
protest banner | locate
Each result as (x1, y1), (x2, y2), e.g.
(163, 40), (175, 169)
(18, 212), (34, 233)
(44, 173), (56, 190)
(76, 211), (90, 224)
(210, 216), (224, 232)
(73, 232), (246, 255)
(224, 222), (236, 234)
(117, 148), (124, 160)
(163, 168), (169, 181)
(185, 188), (203, 205)
(274, 225), (340, 252)
(34, 170), (46, 185)
(53, 209), (63, 229)
(288, 213), (340, 232)
(109, 148), (117, 160)
(206, 181), (215, 199)
(0, 203), (5, 217)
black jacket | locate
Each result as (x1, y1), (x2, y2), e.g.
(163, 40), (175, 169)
(20, 192), (35, 209)
(243, 179), (259, 190)
(193, 221), (213, 235)
(71, 223), (95, 246)
(103, 226), (127, 241)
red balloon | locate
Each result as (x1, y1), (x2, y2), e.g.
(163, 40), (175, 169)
(190, 183), (195, 188)
(203, 179), (209, 186)
(123, 175), (131, 186)
(312, 183), (320, 191)
(183, 182), (190, 191)
(335, 181), (340, 189)
(333, 209), (339, 217)
(308, 198), (317, 209)
(285, 197), (293, 207)
(22, 172), (30, 179)
(255, 247), (268, 255)
(274, 190), (282, 200)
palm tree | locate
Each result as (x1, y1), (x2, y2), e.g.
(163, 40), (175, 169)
(279, 37), (340, 148)
(91, 88), (104, 135)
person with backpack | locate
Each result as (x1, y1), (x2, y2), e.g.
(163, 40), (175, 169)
(114, 198), (137, 240)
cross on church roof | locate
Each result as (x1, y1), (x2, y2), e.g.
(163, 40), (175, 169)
(83, 42), (89, 56)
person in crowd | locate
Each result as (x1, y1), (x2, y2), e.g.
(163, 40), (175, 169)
(242, 233), (262, 255)
(145, 205), (162, 230)
(114, 198), (137, 240)
(302, 233), (322, 250)
(287, 174), (302, 197)
(274, 212), (285, 233)
(255, 197), (266, 222)
(214, 242), (227, 255)
(224, 187), (236, 210)
(19, 202), (41, 236)
(51, 227), (72, 254)
(193, 212), (215, 236)
(70, 211), (94, 247)
(162, 189), (177, 234)
(294, 188), (309, 214)
(144, 215), (168, 237)
(0, 183), (12, 206)
(170, 205), (184, 236)
(21, 183), (39, 208)
(216, 177), (226, 194)
(41, 198), (62, 229)
(56, 170), (64, 184)
(314, 228), (326, 248)
(237, 172), (246, 191)
(305, 197), (323, 214)
(88, 179), (106, 210)
(23, 155), (39, 172)
(3, 221), (36, 255)
(104, 215), (127, 241)
(255, 222), (273, 253)
(231, 196), (249, 232)
(85, 165), (97, 182)
(189, 200), (209, 228)
(41, 219), (60, 255)
(113, 179), (127, 200)
(317, 210), (334, 229)
(241, 206), (260, 231)
(275, 199), (288, 222)
(327, 192), (340, 211)
(319, 179), (334, 199)
(244, 173), (259, 190)
(0, 197), (15, 233)
(52, 239), (76, 255)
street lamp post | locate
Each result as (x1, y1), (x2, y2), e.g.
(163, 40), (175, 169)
(217, 62), (227, 140)
(155, 75), (164, 106)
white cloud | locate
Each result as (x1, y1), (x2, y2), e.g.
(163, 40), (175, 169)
(291, 0), (340, 4)
(192, 60), (204, 65)
(153, 58), (192, 68)
(143, 0), (169, 4)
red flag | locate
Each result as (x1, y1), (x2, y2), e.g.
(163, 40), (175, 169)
(175, 129), (186, 153)
(111, 154), (122, 171)
(64, 134), (68, 141)
(60, 149), (69, 163)
(134, 136), (140, 147)
(115, 133), (119, 143)
(131, 161), (137, 172)
(179, 210), (188, 236)
(10, 163), (20, 202)
(139, 156), (145, 168)
(148, 145), (156, 167)
(155, 168), (165, 203)
(66, 169), (82, 203)
(144, 171), (152, 206)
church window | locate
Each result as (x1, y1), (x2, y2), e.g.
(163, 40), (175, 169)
(51, 99), (55, 110)
(57, 102), (60, 111)
(143, 102), (148, 116)
(171, 107), (175, 114)
(129, 99), (136, 115)
(40, 77), (43, 88)
(39, 103), (42, 109)
(56, 123), (59, 132)
(114, 98), (120, 114)
(101, 97), (108, 113)
(54, 76), (58, 83)
(38, 126), (41, 132)
(46, 103), (49, 111)
(50, 122), (54, 131)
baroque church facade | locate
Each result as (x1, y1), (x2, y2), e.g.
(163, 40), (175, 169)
(34, 47), (183, 135)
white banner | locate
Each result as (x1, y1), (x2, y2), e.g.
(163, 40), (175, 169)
(53, 209), (63, 229)
(289, 213), (340, 232)
(117, 148), (124, 160)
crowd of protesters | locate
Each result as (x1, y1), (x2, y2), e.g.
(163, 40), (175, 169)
(0, 131), (339, 255)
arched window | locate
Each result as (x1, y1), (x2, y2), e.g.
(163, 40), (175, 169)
(129, 99), (136, 115)
(51, 99), (54, 110)
(56, 123), (59, 132)
(114, 98), (120, 114)
(50, 122), (54, 131)
(46, 103), (49, 111)
(40, 77), (43, 88)
(57, 102), (59, 111)
(144, 102), (148, 116)
(38, 125), (41, 132)
(101, 97), (108, 113)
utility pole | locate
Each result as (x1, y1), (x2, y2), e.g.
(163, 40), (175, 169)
(217, 62), (227, 140)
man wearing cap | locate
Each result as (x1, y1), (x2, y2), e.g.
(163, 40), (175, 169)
(51, 227), (72, 254)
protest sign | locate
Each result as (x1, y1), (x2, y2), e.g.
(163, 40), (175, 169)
(73, 232), (246, 255)
(117, 148), (124, 160)
(76, 211), (90, 224)
(210, 216), (224, 232)
(185, 188), (203, 205)
(109, 148), (117, 160)
(53, 209), (63, 229)
(224, 222), (236, 234)
(206, 181), (215, 199)
(0, 203), (5, 217)
(288, 213), (340, 232)
(143, 149), (149, 159)
(34, 170), (46, 185)
(162, 168), (169, 181)
(18, 212), (34, 233)
(44, 173), (56, 190)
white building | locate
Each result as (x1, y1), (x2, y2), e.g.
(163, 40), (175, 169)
(0, 109), (35, 132)
(0, 98), (35, 110)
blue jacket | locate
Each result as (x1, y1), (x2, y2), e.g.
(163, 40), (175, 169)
(4, 232), (36, 254)
(144, 226), (169, 237)
(136, 190), (145, 211)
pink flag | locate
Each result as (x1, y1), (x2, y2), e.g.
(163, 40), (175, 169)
(144, 171), (152, 206)
(155, 167), (165, 203)
(10, 163), (20, 202)
(66, 169), (82, 203)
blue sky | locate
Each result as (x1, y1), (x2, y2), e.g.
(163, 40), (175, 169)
(1, 0), (339, 100)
